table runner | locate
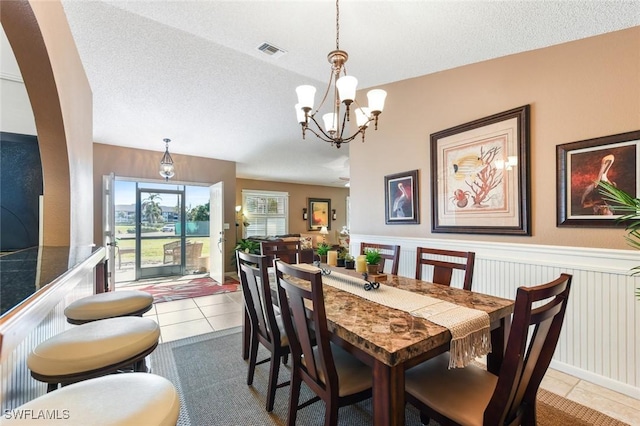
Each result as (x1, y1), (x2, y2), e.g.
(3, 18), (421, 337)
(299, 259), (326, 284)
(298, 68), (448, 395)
(294, 264), (491, 368)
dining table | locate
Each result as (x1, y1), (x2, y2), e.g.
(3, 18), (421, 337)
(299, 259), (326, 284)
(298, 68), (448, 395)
(242, 264), (515, 426)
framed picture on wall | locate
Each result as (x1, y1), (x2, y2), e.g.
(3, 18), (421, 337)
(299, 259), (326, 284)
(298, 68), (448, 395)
(556, 130), (640, 227)
(384, 169), (419, 224)
(308, 198), (331, 231)
(431, 105), (531, 235)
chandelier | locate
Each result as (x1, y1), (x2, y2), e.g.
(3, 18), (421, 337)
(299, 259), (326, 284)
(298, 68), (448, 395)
(159, 138), (175, 181)
(295, 0), (387, 148)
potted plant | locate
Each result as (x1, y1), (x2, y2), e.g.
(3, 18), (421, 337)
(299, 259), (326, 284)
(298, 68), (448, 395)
(365, 248), (382, 274)
(316, 243), (330, 263)
(598, 181), (640, 299)
(232, 239), (261, 269)
(344, 253), (355, 269)
(336, 248), (347, 267)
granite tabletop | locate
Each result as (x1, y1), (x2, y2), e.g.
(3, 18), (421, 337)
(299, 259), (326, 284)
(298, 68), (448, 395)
(301, 265), (515, 367)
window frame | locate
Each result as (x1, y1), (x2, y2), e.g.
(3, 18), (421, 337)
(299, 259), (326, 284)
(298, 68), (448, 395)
(241, 189), (289, 238)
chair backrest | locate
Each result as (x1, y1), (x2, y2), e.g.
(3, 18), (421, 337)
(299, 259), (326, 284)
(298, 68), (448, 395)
(415, 247), (475, 291)
(261, 240), (301, 266)
(185, 242), (203, 269)
(237, 251), (280, 349)
(485, 273), (572, 425)
(274, 261), (338, 400)
(360, 243), (400, 275)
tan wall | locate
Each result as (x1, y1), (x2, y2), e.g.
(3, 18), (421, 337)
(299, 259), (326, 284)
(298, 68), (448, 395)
(93, 144), (237, 269)
(2, 0), (94, 247)
(236, 179), (350, 246)
(350, 27), (640, 250)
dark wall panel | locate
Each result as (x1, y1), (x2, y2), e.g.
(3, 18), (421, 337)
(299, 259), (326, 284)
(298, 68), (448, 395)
(0, 132), (43, 250)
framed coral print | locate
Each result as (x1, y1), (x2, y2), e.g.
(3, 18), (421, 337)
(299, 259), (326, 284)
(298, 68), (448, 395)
(431, 105), (531, 235)
(308, 198), (331, 231)
(385, 169), (419, 224)
(556, 130), (640, 227)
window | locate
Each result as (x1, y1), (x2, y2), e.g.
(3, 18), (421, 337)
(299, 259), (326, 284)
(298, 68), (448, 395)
(242, 190), (289, 237)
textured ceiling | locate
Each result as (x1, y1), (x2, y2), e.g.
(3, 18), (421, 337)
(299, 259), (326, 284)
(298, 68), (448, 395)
(52, 1), (640, 186)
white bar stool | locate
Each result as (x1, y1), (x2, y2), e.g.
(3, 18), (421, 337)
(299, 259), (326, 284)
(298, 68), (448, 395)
(28, 317), (160, 392)
(0, 373), (179, 425)
(64, 290), (153, 324)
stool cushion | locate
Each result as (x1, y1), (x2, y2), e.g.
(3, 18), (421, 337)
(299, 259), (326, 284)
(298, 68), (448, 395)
(64, 290), (153, 321)
(0, 373), (179, 426)
(27, 317), (160, 376)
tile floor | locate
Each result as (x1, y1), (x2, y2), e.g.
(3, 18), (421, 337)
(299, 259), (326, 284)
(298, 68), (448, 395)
(120, 280), (639, 425)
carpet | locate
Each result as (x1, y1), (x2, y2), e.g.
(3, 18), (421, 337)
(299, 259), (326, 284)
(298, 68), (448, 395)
(137, 275), (240, 304)
(150, 329), (630, 426)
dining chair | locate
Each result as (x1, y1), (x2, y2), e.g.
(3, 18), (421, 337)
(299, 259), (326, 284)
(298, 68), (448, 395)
(415, 247), (476, 291)
(274, 260), (373, 426)
(261, 240), (302, 266)
(237, 251), (290, 412)
(405, 273), (572, 426)
(360, 242), (401, 275)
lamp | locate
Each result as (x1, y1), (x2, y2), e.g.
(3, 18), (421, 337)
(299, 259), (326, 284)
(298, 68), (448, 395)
(159, 138), (174, 181)
(495, 156), (518, 171)
(319, 226), (329, 244)
(332, 209), (337, 221)
(302, 208), (308, 220)
(294, 0), (387, 149)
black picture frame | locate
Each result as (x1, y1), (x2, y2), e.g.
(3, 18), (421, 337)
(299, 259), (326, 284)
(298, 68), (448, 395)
(556, 130), (640, 227)
(431, 105), (531, 235)
(308, 198), (331, 231)
(384, 169), (419, 224)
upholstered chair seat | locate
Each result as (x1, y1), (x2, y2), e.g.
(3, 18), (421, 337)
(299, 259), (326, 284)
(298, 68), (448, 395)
(405, 354), (497, 426)
(28, 317), (160, 391)
(0, 373), (179, 426)
(64, 290), (153, 324)
(302, 343), (372, 397)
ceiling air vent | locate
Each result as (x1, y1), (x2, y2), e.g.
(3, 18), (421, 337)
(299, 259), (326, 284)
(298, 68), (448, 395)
(257, 42), (287, 59)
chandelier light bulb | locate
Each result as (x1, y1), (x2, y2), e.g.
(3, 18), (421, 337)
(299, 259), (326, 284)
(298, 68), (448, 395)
(336, 75), (358, 104)
(295, 103), (306, 124)
(323, 113), (338, 134)
(355, 107), (371, 127)
(367, 89), (387, 114)
(296, 85), (316, 110)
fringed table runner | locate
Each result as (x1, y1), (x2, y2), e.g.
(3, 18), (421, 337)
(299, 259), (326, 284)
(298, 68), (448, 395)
(294, 264), (491, 368)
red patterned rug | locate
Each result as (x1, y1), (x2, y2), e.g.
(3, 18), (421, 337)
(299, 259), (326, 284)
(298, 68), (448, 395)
(138, 275), (240, 304)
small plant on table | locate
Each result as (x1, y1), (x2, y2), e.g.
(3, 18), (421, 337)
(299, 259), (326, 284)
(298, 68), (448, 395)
(316, 243), (330, 263)
(365, 248), (382, 274)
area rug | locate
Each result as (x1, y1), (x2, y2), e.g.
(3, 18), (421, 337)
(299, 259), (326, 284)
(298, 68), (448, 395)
(138, 275), (240, 304)
(150, 329), (630, 426)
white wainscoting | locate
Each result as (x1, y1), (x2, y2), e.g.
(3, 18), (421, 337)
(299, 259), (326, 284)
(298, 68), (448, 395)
(350, 234), (640, 399)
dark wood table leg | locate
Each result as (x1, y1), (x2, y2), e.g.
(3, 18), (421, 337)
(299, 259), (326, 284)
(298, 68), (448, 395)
(242, 308), (250, 360)
(487, 315), (511, 374)
(372, 361), (404, 426)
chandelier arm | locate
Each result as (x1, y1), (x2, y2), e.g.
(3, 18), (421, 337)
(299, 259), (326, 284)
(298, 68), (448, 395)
(312, 69), (337, 117)
(338, 106), (349, 139)
(339, 126), (366, 145)
(307, 114), (340, 143)
(304, 124), (337, 144)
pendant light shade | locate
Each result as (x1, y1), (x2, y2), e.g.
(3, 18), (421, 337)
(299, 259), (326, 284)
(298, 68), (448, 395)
(159, 138), (175, 181)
